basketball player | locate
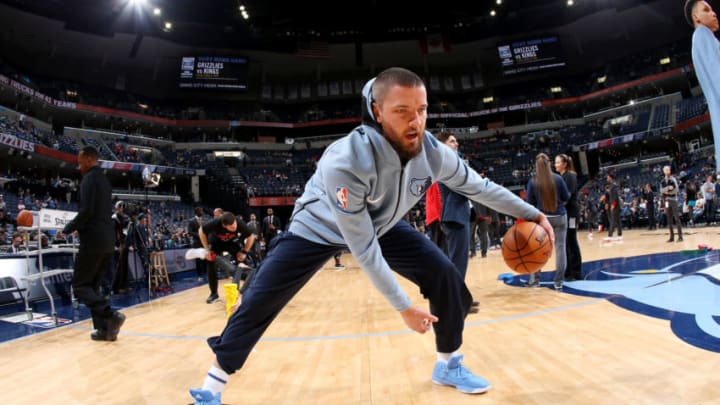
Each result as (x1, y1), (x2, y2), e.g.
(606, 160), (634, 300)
(686, 0), (720, 173)
(189, 68), (553, 404)
(197, 212), (255, 304)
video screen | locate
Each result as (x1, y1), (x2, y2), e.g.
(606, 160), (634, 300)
(179, 56), (248, 90)
(497, 36), (566, 76)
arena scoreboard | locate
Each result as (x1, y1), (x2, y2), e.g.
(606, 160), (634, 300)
(179, 56), (248, 90)
(497, 36), (566, 76)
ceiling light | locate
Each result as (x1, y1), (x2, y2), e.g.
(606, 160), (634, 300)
(153, 8), (161, 16)
(490, 10), (496, 17)
(496, 0), (502, 4)
(164, 21), (172, 31)
(567, 0), (574, 6)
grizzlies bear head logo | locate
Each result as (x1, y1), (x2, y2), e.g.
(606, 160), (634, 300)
(410, 177), (432, 197)
(503, 251), (720, 352)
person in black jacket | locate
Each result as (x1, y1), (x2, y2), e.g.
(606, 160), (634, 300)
(262, 208), (281, 245)
(606, 172), (623, 240)
(63, 146), (125, 342)
(555, 154), (583, 281)
(111, 200), (130, 293)
(660, 165), (683, 242)
(644, 183), (657, 230)
(188, 207), (206, 281)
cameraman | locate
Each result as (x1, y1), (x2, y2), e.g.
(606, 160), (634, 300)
(111, 201), (130, 294)
(199, 212), (255, 304)
(125, 211), (151, 282)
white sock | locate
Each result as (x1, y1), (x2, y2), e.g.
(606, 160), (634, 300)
(202, 365), (229, 395)
(436, 352), (453, 363)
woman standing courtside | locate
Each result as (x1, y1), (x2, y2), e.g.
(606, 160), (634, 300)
(555, 154), (582, 281)
(526, 153), (570, 290)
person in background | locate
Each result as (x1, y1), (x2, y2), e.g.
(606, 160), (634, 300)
(644, 183), (657, 231)
(62, 146), (125, 342)
(188, 207), (206, 282)
(333, 252), (345, 270)
(660, 165), (683, 242)
(526, 153), (570, 290)
(198, 212), (256, 304)
(425, 181), (443, 249)
(606, 173), (622, 240)
(111, 201), (130, 294)
(262, 207), (281, 245)
(436, 131), (479, 312)
(701, 175), (716, 225)
(470, 201), (492, 259)
(5, 232), (24, 253)
(555, 154), (582, 281)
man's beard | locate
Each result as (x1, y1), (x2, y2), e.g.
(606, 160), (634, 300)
(385, 133), (423, 164)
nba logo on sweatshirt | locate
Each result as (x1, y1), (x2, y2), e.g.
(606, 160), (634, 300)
(336, 187), (348, 210)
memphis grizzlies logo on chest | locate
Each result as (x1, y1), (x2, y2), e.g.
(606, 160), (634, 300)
(409, 177), (432, 197)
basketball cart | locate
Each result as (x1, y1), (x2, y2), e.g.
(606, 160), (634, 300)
(18, 208), (79, 326)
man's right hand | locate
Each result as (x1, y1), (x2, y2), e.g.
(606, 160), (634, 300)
(400, 306), (439, 334)
(534, 213), (555, 244)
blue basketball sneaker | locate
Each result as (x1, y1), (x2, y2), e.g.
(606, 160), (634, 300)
(431, 354), (491, 394)
(189, 388), (221, 405)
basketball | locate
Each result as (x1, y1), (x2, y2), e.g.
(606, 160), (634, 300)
(501, 221), (553, 274)
(16, 210), (33, 227)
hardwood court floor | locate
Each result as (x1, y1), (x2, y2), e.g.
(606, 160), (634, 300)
(1, 227), (720, 404)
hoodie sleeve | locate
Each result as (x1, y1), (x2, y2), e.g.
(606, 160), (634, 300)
(434, 143), (540, 221)
(319, 162), (411, 312)
(692, 26), (720, 106)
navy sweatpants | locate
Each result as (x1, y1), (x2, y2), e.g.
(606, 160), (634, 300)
(208, 220), (473, 374)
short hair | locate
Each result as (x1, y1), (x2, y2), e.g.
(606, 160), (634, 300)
(685, 0), (701, 27)
(194, 207), (204, 216)
(371, 67), (424, 106)
(80, 146), (99, 160)
(607, 172), (615, 180)
(436, 130), (455, 143)
(220, 212), (236, 226)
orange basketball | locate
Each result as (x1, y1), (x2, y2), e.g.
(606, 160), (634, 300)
(16, 210), (33, 227)
(501, 221), (553, 274)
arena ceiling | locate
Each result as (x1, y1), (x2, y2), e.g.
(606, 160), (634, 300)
(0, 0), (686, 51)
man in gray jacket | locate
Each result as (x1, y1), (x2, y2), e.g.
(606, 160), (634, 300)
(189, 67), (553, 404)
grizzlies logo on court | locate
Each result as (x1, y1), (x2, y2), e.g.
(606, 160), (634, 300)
(504, 251), (720, 352)
(409, 176), (432, 197)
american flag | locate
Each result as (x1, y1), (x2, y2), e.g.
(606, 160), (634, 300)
(296, 41), (330, 59)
